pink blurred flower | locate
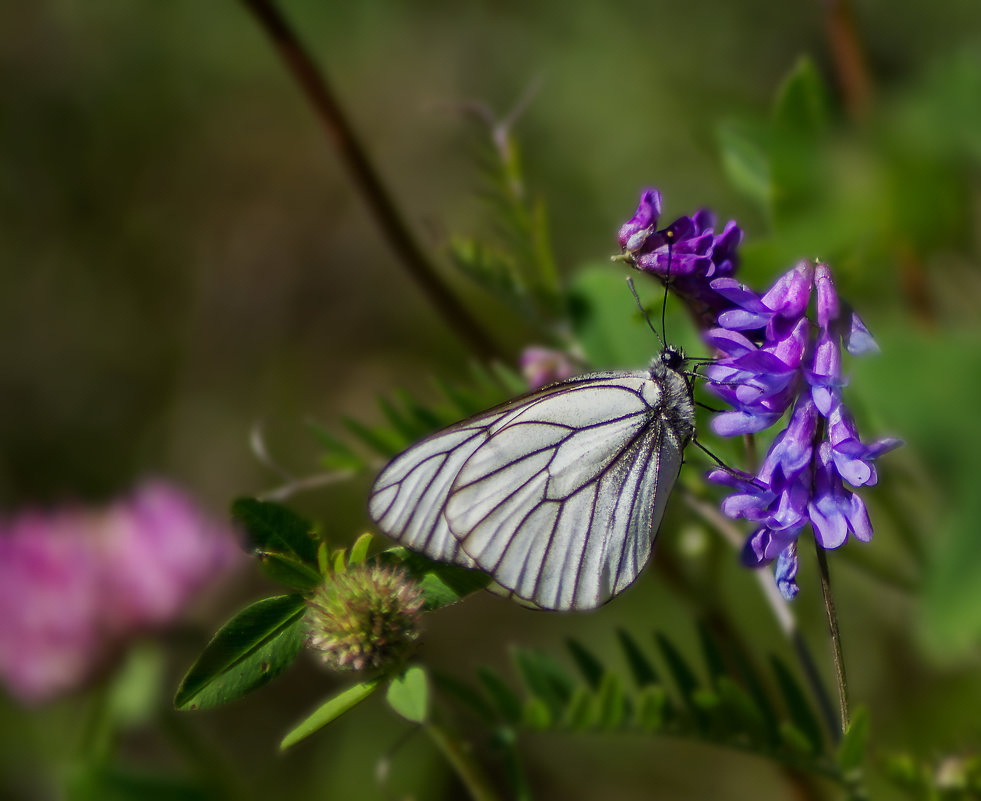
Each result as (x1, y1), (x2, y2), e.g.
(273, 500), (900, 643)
(0, 481), (241, 704)
(519, 346), (577, 390)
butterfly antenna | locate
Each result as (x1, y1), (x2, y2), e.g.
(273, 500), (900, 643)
(626, 276), (666, 349)
(661, 232), (674, 346)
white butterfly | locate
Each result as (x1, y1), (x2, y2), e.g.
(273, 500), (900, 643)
(368, 346), (696, 611)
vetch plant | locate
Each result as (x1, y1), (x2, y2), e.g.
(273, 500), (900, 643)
(620, 196), (903, 599)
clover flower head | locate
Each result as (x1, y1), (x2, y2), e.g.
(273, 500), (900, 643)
(306, 564), (425, 672)
(0, 481), (241, 704)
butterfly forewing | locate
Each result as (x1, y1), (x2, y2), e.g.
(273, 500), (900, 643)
(368, 362), (695, 611)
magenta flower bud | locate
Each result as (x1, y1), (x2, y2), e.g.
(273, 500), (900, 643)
(759, 260), (814, 320)
(814, 262), (840, 328)
(617, 188), (662, 252)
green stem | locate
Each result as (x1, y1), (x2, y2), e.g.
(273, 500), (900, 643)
(815, 543), (850, 737)
(680, 489), (839, 738)
(239, 0), (501, 362)
(424, 722), (503, 801)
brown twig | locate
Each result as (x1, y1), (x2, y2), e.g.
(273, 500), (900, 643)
(823, 0), (872, 121)
(239, 0), (501, 362)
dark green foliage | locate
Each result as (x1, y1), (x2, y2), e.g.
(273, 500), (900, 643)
(444, 628), (861, 792)
(770, 656), (824, 755)
(232, 497), (319, 567)
(308, 363), (522, 476)
(174, 595), (307, 711)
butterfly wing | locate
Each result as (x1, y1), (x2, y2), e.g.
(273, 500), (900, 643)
(445, 373), (687, 610)
(368, 372), (645, 571)
(369, 369), (693, 611)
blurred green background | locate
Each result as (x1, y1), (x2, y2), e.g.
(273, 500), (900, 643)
(2, 1), (980, 799)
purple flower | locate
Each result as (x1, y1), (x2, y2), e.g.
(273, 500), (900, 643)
(618, 190), (743, 328)
(617, 190), (901, 598)
(704, 259), (901, 597)
(0, 481), (241, 704)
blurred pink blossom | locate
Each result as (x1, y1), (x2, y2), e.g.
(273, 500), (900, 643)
(0, 480), (241, 704)
(519, 346), (577, 389)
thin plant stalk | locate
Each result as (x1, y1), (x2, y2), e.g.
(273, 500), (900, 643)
(816, 543), (850, 736)
(424, 722), (503, 801)
(681, 489), (839, 738)
(239, 0), (501, 362)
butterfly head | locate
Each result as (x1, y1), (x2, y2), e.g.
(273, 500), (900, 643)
(658, 344), (687, 374)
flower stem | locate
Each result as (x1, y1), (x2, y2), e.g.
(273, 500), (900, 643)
(815, 542), (850, 737)
(680, 489), (838, 737)
(424, 722), (503, 801)
(238, 0), (501, 362)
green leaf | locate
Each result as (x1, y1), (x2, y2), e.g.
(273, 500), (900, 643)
(307, 420), (365, 472)
(341, 416), (406, 458)
(617, 628), (660, 687)
(231, 498), (319, 566)
(561, 687), (596, 731)
(569, 267), (662, 369)
(716, 119), (771, 209)
(175, 595), (306, 711)
(594, 672), (628, 730)
(431, 670), (497, 724)
(716, 676), (772, 745)
(513, 649), (574, 718)
(655, 633), (702, 708)
(691, 688), (722, 725)
(769, 56), (831, 226)
(636, 686), (669, 732)
(67, 763), (210, 801)
(348, 533), (373, 566)
(521, 696), (552, 730)
(394, 388), (444, 435)
(280, 680), (381, 750)
(386, 665), (430, 724)
(432, 375), (485, 418)
(696, 622), (729, 689)
(253, 552), (323, 592)
(378, 395), (431, 444)
(837, 707), (870, 776)
(387, 550), (491, 609)
(773, 56), (829, 136)
(478, 666), (522, 724)
(565, 638), (604, 690)
(779, 721), (819, 756)
(490, 725), (534, 801)
(770, 656), (823, 753)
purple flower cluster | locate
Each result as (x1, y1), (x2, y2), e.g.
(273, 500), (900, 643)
(617, 190), (901, 599)
(704, 262), (902, 597)
(0, 481), (242, 704)
(617, 188), (743, 328)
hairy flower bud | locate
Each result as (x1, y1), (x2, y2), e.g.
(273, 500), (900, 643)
(306, 564), (425, 673)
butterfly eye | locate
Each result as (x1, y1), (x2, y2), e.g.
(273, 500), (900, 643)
(661, 346), (685, 371)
